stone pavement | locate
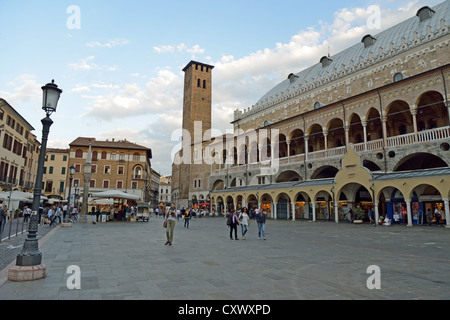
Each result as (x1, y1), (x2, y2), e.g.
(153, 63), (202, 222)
(0, 216), (449, 300)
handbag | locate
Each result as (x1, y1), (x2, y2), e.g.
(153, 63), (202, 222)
(163, 219), (167, 228)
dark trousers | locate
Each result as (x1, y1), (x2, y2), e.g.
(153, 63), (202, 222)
(229, 224), (238, 239)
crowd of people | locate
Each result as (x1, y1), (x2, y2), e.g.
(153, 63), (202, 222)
(159, 202), (269, 247)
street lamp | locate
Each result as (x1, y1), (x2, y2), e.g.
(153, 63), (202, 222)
(8, 80), (62, 282)
(62, 165), (75, 227)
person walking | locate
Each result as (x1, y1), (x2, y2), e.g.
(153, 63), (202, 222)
(255, 208), (267, 240)
(239, 207), (250, 240)
(229, 209), (239, 240)
(184, 207), (191, 228)
(165, 202), (177, 246)
(23, 206), (31, 223)
(0, 205), (7, 234)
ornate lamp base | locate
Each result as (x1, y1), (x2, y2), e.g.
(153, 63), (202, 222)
(7, 264), (46, 282)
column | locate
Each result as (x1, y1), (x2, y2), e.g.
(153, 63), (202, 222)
(362, 121), (368, 151)
(311, 201), (316, 222)
(273, 201), (277, 220)
(444, 198), (450, 228)
(344, 123), (350, 148)
(405, 199), (413, 227)
(323, 130), (328, 151)
(286, 139), (291, 162)
(291, 201), (296, 221)
(411, 107), (418, 143)
(334, 201), (339, 223)
(374, 201), (380, 226)
(304, 135), (309, 161)
(382, 116), (388, 147)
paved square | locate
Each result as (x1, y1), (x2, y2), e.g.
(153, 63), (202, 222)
(0, 217), (449, 300)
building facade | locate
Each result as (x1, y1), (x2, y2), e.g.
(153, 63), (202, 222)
(67, 137), (153, 202)
(175, 3), (450, 227)
(42, 148), (69, 199)
(158, 175), (172, 205)
(0, 98), (36, 192)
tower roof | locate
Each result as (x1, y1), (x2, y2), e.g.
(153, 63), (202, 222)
(182, 60), (215, 72)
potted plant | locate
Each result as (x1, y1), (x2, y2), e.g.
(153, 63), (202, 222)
(353, 206), (365, 224)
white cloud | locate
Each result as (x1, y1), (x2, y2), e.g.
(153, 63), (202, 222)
(0, 74), (41, 106)
(68, 56), (118, 72)
(86, 38), (130, 48)
(68, 56), (98, 71)
(80, 68), (183, 121)
(153, 43), (205, 57)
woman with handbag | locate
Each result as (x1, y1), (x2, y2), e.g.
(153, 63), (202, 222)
(229, 209), (239, 240)
(165, 202), (177, 246)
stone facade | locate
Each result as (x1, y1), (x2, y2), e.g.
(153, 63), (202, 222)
(67, 137), (153, 202)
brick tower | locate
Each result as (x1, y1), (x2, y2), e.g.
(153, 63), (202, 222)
(176, 61), (214, 208)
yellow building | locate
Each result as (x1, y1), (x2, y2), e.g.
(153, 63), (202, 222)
(42, 148), (69, 199)
(176, 3), (450, 227)
(0, 98), (36, 192)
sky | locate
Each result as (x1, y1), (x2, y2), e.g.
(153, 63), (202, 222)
(0, 0), (442, 176)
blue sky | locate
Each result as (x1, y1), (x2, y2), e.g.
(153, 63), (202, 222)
(0, 0), (442, 176)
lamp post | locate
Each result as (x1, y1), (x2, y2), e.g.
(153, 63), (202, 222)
(62, 165), (75, 227)
(8, 80), (62, 282)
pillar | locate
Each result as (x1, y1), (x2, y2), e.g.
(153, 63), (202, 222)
(291, 201), (296, 221)
(362, 121), (368, 151)
(344, 123), (350, 148)
(311, 201), (316, 222)
(444, 198), (450, 229)
(286, 139), (291, 161)
(374, 201), (380, 226)
(405, 199), (413, 227)
(382, 116), (388, 146)
(273, 201), (277, 220)
(304, 135), (309, 161)
(323, 130), (328, 151)
(334, 201), (339, 223)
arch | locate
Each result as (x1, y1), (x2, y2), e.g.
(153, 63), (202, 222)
(348, 113), (364, 144)
(260, 193), (273, 218)
(385, 100), (413, 137)
(363, 160), (382, 172)
(338, 183), (373, 222)
(311, 165), (339, 179)
(260, 137), (271, 161)
(278, 133), (288, 158)
(276, 170), (302, 183)
(308, 123), (325, 152)
(409, 183), (444, 225)
(326, 118), (345, 148)
(236, 195), (243, 211)
(293, 191), (311, 220)
(365, 107), (383, 141)
(416, 90), (449, 130)
(394, 153), (448, 171)
(276, 192), (291, 219)
(216, 196), (224, 214)
(246, 194), (258, 210)
(133, 165), (143, 179)
(289, 129), (304, 156)
(225, 195), (234, 211)
(248, 141), (259, 163)
(75, 149), (83, 158)
(211, 179), (224, 191)
(314, 190), (333, 221)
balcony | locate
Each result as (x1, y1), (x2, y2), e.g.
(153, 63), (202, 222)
(211, 126), (450, 177)
(353, 126), (450, 152)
